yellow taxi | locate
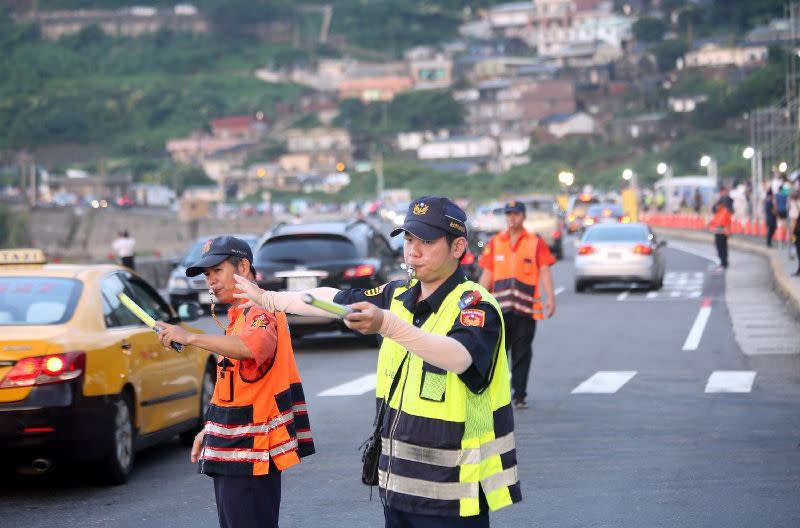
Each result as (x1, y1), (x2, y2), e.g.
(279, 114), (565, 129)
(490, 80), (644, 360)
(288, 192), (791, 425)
(0, 249), (215, 484)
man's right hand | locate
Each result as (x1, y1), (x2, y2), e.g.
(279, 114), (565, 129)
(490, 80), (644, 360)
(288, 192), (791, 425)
(190, 430), (205, 463)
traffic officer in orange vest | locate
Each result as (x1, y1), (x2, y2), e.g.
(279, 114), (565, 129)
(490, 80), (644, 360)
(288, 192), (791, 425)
(233, 197), (521, 528)
(478, 200), (556, 409)
(154, 235), (314, 528)
(709, 190), (733, 269)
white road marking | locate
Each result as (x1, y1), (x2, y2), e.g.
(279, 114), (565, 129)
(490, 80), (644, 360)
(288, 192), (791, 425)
(646, 291), (658, 299)
(554, 287), (565, 296)
(318, 373), (376, 396)
(617, 290), (630, 301)
(571, 371), (637, 394)
(682, 298), (713, 351)
(705, 371), (756, 393)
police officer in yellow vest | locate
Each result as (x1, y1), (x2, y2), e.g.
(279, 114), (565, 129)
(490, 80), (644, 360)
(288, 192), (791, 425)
(155, 236), (314, 528)
(234, 197), (521, 528)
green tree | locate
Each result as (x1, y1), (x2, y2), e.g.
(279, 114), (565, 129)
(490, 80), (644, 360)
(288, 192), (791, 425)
(652, 39), (689, 72)
(632, 17), (668, 43)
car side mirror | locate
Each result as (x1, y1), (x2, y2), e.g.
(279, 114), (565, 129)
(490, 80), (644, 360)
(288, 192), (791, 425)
(177, 302), (201, 322)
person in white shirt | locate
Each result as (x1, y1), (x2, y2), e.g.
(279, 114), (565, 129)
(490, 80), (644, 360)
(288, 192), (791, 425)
(112, 230), (136, 269)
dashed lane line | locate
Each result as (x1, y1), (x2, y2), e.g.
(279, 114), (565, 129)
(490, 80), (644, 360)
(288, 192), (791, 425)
(682, 298), (712, 351)
(571, 371), (637, 394)
(704, 371), (756, 393)
(317, 373), (376, 396)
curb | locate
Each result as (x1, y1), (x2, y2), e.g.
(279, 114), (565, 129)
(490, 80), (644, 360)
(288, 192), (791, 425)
(654, 227), (800, 317)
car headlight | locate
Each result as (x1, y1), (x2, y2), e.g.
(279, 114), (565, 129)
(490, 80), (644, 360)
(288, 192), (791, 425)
(168, 276), (189, 290)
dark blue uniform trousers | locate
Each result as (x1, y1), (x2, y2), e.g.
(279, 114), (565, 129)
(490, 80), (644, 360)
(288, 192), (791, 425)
(384, 507), (489, 528)
(213, 466), (281, 528)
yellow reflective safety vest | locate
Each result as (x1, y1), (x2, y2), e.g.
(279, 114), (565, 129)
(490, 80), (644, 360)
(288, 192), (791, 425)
(375, 280), (521, 517)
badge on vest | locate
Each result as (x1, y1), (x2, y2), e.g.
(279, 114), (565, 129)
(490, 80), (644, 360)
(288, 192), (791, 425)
(364, 284), (386, 297)
(251, 313), (269, 329)
(460, 308), (485, 327)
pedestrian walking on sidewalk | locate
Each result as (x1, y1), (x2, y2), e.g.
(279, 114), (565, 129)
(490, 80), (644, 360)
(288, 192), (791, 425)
(791, 190), (800, 275)
(765, 189), (778, 248)
(710, 191), (733, 269)
(789, 189), (799, 262)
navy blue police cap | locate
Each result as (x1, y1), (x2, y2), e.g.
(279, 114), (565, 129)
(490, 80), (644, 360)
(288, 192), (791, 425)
(504, 200), (526, 214)
(390, 196), (468, 241)
(185, 235), (253, 277)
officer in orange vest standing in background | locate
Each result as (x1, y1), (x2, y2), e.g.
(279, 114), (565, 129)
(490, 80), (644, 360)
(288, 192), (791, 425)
(709, 189), (733, 269)
(478, 200), (556, 409)
(155, 236), (314, 528)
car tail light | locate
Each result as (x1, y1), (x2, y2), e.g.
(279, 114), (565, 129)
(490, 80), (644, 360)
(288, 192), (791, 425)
(343, 264), (375, 279)
(602, 209), (612, 217)
(0, 352), (85, 388)
(568, 214), (576, 222)
(552, 230), (562, 239)
(584, 218), (596, 226)
(621, 216), (631, 223)
(577, 244), (594, 255)
(633, 244), (653, 255)
(460, 251), (475, 265)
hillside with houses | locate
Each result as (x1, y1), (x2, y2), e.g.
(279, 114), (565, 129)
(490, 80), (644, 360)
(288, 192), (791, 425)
(0, 0), (793, 207)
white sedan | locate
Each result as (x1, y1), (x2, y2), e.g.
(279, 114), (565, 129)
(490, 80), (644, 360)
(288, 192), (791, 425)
(574, 223), (666, 292)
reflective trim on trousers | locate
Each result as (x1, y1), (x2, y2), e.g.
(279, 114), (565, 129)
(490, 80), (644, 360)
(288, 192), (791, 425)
(379, 470), (479, 501)
(381, 432), (516, 467)
(481, 466), (519, 494)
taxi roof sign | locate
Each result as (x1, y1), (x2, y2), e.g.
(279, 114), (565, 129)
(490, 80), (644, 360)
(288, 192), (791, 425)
(0, 248), (47, 265)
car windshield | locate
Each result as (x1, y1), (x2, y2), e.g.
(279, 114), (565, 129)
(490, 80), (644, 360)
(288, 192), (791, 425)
(587, 204), (624, 217)
(583, 225), (649, 242)
(256, 236), (357, 265)
(0, 277), (82, 325)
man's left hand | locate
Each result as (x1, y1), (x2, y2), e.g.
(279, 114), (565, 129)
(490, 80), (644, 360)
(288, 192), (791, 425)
(155, 322), (193, 349)
(343, 302), (384, 334)
(544, 298), (556, 318)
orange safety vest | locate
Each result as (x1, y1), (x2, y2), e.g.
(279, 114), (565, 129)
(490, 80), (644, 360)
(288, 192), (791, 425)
(709, 206), (732, 236)
(199, 310), (314, 476)
(486, 230), (544, 320)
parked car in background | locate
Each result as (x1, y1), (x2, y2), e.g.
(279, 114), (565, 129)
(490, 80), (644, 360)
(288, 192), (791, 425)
(0, 249), (212, 484)
(167, 233), (260, 311)
(252, 220), (401, 339)
(574, 223), (666, 292)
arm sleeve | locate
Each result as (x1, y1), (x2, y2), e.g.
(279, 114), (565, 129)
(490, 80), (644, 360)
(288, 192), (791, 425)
(259, 287), (341, 317)
(238, 309), (278, 367)
(447, 302), (502, 393)
(379, 311), (473, 374)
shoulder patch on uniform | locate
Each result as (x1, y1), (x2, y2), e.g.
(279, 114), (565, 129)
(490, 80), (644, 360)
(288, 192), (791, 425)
(460, 308), (485, 327)
(250, 313), (269, 329)
(364, 283), (387, 297)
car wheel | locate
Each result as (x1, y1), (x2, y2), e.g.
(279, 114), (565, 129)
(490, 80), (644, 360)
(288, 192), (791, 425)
(179, 364), (215, 446)
(575, 280), (586, 293)
(100, 391), (135, 485)
(653, 275), (664, 291)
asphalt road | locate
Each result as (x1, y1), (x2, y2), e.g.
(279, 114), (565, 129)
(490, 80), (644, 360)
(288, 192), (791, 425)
(2, 236), (799, 528)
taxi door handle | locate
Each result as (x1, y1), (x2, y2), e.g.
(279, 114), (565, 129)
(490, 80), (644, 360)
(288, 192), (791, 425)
(120, 341), (132, 350)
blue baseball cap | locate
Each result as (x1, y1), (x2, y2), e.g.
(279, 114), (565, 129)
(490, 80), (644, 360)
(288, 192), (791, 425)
(504, 200), (526, 214)
(185, 235), (254, 277)
(390, 196), (468, 241)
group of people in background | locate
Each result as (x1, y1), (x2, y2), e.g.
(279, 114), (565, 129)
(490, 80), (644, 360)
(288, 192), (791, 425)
(764, 174), (800, 274)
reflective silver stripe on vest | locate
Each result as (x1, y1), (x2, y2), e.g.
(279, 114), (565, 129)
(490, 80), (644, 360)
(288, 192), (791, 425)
(293, 403), (308, 413)
(204, 410), (294, 437)
(296, 430), (313, 440)
(203, 447), (270, 462)
(379, 470), (479, 501)
(481, 466), (519, 494)
(381, 432), (516, 467)
(270, 438), (298, 457)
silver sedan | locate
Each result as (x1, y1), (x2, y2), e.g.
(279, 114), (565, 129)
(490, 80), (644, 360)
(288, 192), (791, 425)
(574, 223), (666, 292)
